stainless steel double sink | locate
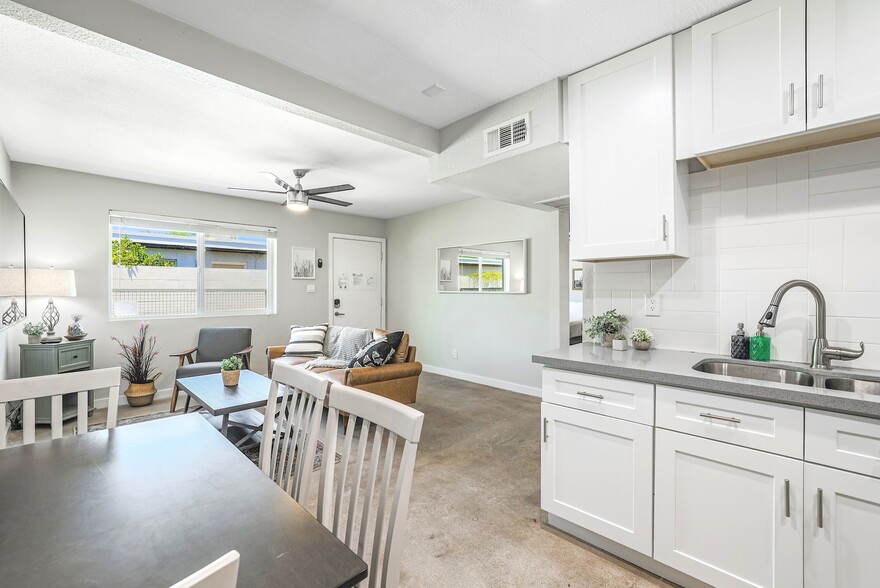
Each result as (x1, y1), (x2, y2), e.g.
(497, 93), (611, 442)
(692, 358), (880, 396)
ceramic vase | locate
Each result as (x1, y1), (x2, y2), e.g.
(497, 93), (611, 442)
(633, 340), (652, 351)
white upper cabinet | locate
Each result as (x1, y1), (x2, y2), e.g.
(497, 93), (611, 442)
(692, 0), (807, 154)
(568, 35), (688, 261)
(807, 0), (880, 129)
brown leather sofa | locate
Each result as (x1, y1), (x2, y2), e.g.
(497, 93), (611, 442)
(266, 329), (422, 405)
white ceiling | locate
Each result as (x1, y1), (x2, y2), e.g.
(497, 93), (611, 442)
(0, 15), (471, 219)
(130, 0), (744, 128)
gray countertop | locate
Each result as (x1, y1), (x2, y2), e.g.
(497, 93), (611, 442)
(533, 344), (880, 419)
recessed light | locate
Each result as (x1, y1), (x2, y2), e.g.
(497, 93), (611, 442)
(421, 83), (446, 98)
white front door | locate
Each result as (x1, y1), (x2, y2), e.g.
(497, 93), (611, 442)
(329, 234), (385, 329)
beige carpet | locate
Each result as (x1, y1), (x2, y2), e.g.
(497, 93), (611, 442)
(400, 372), (676, 588)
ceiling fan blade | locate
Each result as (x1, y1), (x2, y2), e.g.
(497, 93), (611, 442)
(304, 184), (355, 196)
(308, 194), (353, 207)
(261, 172), (292, 191)
(227, 187), (286, 194)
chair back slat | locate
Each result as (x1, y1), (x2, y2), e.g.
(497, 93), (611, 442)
(169, 549), (240, 588)
(0, 367), (121, 448)
(319, 383), (424, 588)
(259, 363), (328, 506)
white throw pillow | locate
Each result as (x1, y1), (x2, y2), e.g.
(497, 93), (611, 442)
(284, 324), (328, 357)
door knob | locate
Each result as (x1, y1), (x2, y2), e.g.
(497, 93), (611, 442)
(334, 312), (346, 316)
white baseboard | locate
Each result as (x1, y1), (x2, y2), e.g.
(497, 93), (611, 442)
(421, 364), (541, 398)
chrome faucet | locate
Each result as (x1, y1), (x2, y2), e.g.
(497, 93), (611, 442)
(759, 279), (864, 369)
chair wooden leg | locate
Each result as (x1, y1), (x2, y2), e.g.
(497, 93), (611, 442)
(184, 393), (191, 413)
(170, 383), (179, 413)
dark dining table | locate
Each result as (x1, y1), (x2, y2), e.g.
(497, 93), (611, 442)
(0, 413), (368, 587)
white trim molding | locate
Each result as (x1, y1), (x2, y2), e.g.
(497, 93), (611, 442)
(421, 364), (541, 397)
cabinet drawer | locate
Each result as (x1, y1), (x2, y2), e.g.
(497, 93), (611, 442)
(656, 386), (804, 458)
(806, 409), (880, 478)
(58, 345), (91, 372)
(542, 368), (654, 425)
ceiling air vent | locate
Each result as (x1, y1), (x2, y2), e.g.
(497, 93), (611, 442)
(484, 113), (531, 158)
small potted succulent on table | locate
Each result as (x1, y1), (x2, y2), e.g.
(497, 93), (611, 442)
(585, 309), (629, 347)
(112, 321), (162, 407)
(22, 322), (47, 344)
(221, 355), (244, 387)
(612, 332), (629, 351)
(631, 328), (654, 351)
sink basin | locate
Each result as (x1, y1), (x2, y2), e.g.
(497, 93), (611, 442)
(821, 377), (880, 396)
(693, 359), (815, 386)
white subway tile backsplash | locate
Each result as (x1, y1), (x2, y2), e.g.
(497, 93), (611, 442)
(720, 244), (808, 270)
(807, 218), (844, 291)
(586, 139), (880, 370)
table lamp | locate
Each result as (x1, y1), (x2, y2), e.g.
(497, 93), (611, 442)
(0, 266), (25, 326)
(28, 267), (76, 343)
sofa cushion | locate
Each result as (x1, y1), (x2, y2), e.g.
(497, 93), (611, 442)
(349, 331), (404, 368)
(271, 355), (313, 370)
(284, 324), (328, 357)
(374, 329), (410, 364)
(324, 326), (373, 361)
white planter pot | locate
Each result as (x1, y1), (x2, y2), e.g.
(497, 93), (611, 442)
(612, 339), (628, 351)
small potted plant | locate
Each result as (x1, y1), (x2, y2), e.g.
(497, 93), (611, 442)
(221, 355), (244, 387)
(111, 321), (162, 407)
(585, 309), (629, 347)
(22, 322), (47, 344)
(631, 328), (654, 351)
(612, 332), (629, 351)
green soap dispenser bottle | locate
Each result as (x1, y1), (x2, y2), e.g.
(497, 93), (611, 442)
(750, 325), (771, 362)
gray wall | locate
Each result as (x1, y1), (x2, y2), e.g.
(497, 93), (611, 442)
(8, 163), (385, 398)
(387, 197), (566, 394)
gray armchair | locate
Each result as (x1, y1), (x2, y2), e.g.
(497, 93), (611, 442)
(169, 327), (253, 412)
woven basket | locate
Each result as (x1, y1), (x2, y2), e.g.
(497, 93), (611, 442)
(222, 370), (241, 387)
(124, 382), (156, 407)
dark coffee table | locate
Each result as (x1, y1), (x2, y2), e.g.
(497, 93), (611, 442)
(175, 370), (278, 447)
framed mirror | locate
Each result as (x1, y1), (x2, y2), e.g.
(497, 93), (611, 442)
(436, 239), (527, 294)
(0, 179), (27, 330)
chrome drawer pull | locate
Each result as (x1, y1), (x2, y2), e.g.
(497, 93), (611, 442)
(817, 488), (824, 528)
(699, 412), (741, 424)
(818, 74), (824, 109)
(785, 479), (791, 518)
(543, 418), (549, 443)
(789, 83), (795, 116)
(576, 390), (604, 400)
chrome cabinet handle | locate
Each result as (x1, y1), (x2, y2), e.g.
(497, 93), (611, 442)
(662, 215), (669, 242)
(789, 83), (795, 116)
(543, 418), (549, 442)
(785, 479), (791, 518)
(818, 74), (824, 109)
(334, 311), (346, 316)
(577, 390), (605, 400)
(817, 488), (824, 528)
(699, 412), (741, 424)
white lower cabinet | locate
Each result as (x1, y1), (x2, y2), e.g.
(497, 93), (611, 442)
(805, 463), (880, 588)
(541, 402), (653, 556)
(654, 429), (803, 588)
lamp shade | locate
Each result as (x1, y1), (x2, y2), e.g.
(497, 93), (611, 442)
(28, 268), (77, 297)
(0, 267), (25, 296)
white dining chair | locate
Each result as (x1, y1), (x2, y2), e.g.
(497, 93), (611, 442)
(318, 382), (425, 588)
(169, 550), (240, 588)
(0, 367), (122, 449)
(259, 363), (330, 503)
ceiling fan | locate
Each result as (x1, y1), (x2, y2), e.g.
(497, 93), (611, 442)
(228, 169), (354, 211)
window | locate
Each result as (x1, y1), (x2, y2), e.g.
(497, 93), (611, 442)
(109, 212), (276, 319)
(457, 250), (508, 292)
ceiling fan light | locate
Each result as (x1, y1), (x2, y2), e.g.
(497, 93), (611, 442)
(287, 190), (309, 212)
(287, 201), (309, 212)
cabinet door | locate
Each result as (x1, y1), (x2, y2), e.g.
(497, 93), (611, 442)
(541, 402), (653, 555)
(805, 463), (880, 588)
(692, 0), (806, 153)
(568, 36), (679, 261)
(807, 0), (880, 129)
(654, 429), (803, 588)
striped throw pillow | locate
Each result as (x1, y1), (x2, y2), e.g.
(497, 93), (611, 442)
(284, 324), (328, 357)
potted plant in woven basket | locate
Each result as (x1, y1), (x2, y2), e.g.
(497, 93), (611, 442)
(112, 321), (162, 407)
(221, 355), (243, 387)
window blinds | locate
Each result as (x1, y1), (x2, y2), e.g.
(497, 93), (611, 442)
(109, 211), (277, 239)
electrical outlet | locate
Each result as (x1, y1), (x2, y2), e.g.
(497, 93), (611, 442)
(306, 284), (316, 293)
(452, 348), (458, 359)
(646, 294), (661, 317)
